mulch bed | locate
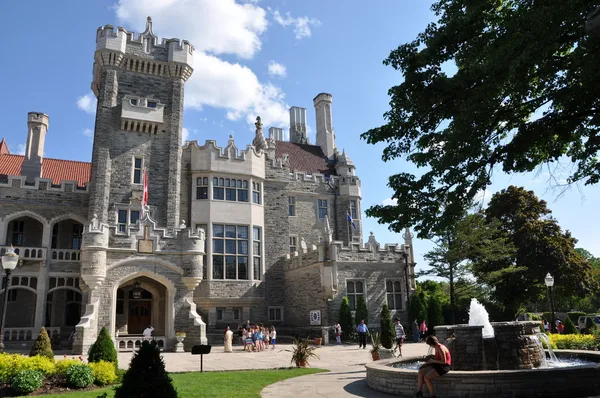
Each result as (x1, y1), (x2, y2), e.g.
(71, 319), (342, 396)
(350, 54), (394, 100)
(0, 376), (112, 397)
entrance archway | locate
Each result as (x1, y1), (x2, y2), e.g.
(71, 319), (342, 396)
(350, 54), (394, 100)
(113, 276), (167, 337)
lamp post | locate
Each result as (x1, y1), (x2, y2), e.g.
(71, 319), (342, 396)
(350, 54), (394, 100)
(0, 247), (19, 352)
(402, 252), (411, 312)
(544, 273), (556, 334)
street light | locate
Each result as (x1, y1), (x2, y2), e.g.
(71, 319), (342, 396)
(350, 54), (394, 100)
(0, 247), (19, 352)
(544, 273), (556, 334)
(402, 252), (411, 312)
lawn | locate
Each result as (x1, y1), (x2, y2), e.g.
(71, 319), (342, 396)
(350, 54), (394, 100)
(41, 368), (326, 398)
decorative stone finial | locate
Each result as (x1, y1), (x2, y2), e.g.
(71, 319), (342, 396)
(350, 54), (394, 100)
(91, 213), (99, 229)
(255, 116), (263, 131)
(180, 219), (186, 229)
(252, 116), (267, 152)
(323, 216), (333, 243)
(145, 17), (154, 35)
(367, 232), (380, 252)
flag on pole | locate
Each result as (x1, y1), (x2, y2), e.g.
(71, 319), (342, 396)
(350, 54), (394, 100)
(141, 169), (149, 218)
(347, 211), (357, 230)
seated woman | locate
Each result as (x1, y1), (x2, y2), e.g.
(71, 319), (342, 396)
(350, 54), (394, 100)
(415, 336), (451, 398)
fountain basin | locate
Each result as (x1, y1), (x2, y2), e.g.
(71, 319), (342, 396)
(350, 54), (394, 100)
(365, 351), (600, 398)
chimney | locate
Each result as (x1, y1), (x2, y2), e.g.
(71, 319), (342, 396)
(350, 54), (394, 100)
(314, 93), (335, 159)
(268, 127), (284, 141)
(289, 106), (308, 144)
(21, 112), (49, 182)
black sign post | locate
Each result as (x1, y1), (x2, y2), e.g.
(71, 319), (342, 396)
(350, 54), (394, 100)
(191, 345), (212, 372)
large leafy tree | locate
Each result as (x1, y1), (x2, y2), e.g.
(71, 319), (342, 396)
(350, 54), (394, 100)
(471, 186), (598, 318)
(362, 0), (600, 239)
(421, 212), (514, 322)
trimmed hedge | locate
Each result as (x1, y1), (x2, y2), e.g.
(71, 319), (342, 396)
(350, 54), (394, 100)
(29, 327), (54, 359)
(567, 311), (586, 325)
(88, 327), (118, 369)
(549, 333), (597, 350)
(89, 360), (117, 386)
(11, 370), (44, 395)
(65, 364), (95, 389)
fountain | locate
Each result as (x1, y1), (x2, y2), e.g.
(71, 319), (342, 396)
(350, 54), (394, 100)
(365, 299), (600, 397)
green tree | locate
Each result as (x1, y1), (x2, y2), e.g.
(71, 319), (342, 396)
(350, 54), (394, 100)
(355, 296), (369, 326)
(88, 327), (118, 369)
(115, 340), (176, 398)
(427, 295), (445, 333)
(338, 297), (354, 341)
(408, 287), (427, 325)
(361, 0), (600, 239)
(421, 212), (514, 323)
(471, 186), (598, 319)
(29, 327), (54, 359)
(563, 316), (578, 335)
(379, 304), (395, 349)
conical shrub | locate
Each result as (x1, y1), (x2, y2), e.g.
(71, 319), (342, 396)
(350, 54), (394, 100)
(88, 327), (118, 368)
(29, 327), (54, 359)
(115, 340), (177, 398)
(563, 316), (578, 334)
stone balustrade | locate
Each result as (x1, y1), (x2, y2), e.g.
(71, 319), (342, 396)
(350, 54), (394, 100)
(0, 246), (46, 261)
(50, 249), (81, 262)
(116, 336), (166, 351)
(3, 327), (60, 341)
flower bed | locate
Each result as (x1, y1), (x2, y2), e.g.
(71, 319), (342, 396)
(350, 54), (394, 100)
(0, 354), (117, 396)
(548, 334), (598, 350)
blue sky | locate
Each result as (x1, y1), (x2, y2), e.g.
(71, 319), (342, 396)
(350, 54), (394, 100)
(1, 0), (599, 274)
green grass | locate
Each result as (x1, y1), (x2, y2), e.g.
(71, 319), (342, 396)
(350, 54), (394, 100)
(41, 368), (326, 398)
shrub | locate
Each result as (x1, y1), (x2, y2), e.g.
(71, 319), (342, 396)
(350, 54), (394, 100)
(88, 327), (118, 368)
(19, 355), (56, 376)
(563, 316), (578, 334)
(567, 311), (586, 325)
(0, 354), (24, 383)
(115, 340), (177, 398)
(427, 296), (444, 332)
(11, 370), (44, 395)
(355, 296), (369, 326)
(29, 327), (54, 359)
(66, 363), (94, 388)
(379, 304), (394, 349)
(55, 358), (83, 376)
(549, 334), (596, 350)
(339, 297), (354, 342)
(89, 360), (117, 386)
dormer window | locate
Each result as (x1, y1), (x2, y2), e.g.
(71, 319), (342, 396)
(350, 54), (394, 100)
(147, 101), (157, 108)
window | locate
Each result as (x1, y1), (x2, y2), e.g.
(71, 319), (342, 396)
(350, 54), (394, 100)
(233, 309), (240, 320)
(268, 307), (283, 321)
(346, 280), (365, 311)
(289, 236), (297, 253)
(117, 209), (140, 233)
(288, 197), (296, 216)
(318, 199), (328, 219)
(196, 177), (208, 200)
(147, 101), (157, 108)
(212, 224), (249, 280)
(116, 289), (124, 315)
(51, 224), (58, 249)
(252, 182), (261, 204)
(72, 224), (83, 250)
(216, 308), (223, 321)
(253, 226), (261, 280)
(130, 98), (138, 106)
(7, 290), (17, 302)
(11, 221), (24, 246)
(350, 200), (358, 220)
(386, 280), (403, 310)
(133, 157), (143, 184)
(212, 177), (248, 202)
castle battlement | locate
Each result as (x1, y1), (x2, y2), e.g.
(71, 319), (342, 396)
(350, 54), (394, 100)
(0, 176), (88, 192)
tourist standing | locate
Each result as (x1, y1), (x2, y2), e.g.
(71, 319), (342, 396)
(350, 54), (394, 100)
(412, 319), (419, 343)
(224, 326), (233, 353)
(270, 326), (277, 349)
(356, 320), (369, 349)
(142, 325), (154, 341)
(419, 320), (428, 341)
(334, 323), (342, 345)
(557, 321), (564, 334)
(394, 319), (406, 357)
(415, 336), (452, 398)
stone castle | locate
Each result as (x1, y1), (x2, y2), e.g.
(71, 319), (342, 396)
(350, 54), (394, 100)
(0, 18), (415, 353)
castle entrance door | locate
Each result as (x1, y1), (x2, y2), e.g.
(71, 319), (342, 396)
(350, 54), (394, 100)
(128, 300), (151, 334)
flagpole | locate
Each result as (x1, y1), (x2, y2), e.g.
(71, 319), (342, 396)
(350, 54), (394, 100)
(347, 209), (351, 245)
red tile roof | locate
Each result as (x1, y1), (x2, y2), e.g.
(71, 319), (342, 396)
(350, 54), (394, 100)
(0, 145), (91, 187)
(275, 141), (335, 175)
(0, 139), (9, 155)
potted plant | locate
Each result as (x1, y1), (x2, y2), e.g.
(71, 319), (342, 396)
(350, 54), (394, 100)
(370, 332), (382, 361)
(313, 336), (323, 346)
(288, 338), (320, 367)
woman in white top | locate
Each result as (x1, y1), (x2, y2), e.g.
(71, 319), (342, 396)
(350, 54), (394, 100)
(270, 327), (277, 349)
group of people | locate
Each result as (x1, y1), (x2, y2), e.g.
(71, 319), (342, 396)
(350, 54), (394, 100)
(223, 321), (277, 353)
(542, 318), (565, 334)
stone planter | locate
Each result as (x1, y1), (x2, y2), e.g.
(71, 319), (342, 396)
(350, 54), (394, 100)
(175, 336), (185, 353)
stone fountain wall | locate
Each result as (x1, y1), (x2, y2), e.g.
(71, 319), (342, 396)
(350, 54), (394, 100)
(434, 321), (544, 371)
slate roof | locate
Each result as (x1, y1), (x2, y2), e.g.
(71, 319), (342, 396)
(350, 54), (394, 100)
(274, 141), (335, 175)
(0, 140), (92, 187)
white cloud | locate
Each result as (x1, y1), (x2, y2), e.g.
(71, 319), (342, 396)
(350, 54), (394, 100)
(267, 61), (287, 78)
(83, 128), (94, 141)
(76, 92), (97, 114)
(113, 0), (289, 129)
(182, 127), (190, 144)
(16, 144), (26, 156)
(272, 10), (321, 39)
(382, 198), (397, 206)
(115, 0), (267, 59)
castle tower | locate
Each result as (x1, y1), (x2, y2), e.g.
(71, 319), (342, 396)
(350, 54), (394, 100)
(268, 127), (284, 141)
(289, 106), (308, 144)
(313, 93), (335, 159)
(20, 112), (49, 182)
(88, 17), (194, 229)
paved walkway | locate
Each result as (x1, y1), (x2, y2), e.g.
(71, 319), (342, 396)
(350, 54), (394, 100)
(87, 341), (428, 397)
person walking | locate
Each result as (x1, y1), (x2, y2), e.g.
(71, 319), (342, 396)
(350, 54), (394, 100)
(356, 320), (369, 349)
(394, 318), (406, 357)
(419, 320), (428, 341)
(412, 319), (419, 343)
(334, 323), (342, 345)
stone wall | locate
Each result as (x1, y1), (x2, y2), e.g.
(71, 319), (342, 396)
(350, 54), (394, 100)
(283, 262), (329, 327)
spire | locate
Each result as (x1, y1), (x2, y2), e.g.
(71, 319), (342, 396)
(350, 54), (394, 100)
(141, 16), (157, 53)
(143, 16), (155, 36)
(252, 116), (267, 152)
(0, 138), (9, 155)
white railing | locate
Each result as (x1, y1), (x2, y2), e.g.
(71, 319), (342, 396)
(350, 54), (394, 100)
(50, 249), (81, 262)
(116, 336), (167, 351)
(3, 327), (60, 341)
(0, 246), (46, 261)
